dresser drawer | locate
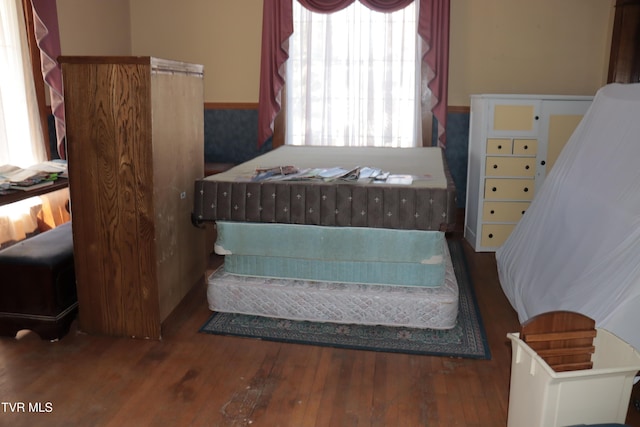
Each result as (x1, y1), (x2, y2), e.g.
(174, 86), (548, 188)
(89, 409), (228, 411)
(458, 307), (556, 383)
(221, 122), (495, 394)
(492, 104), (537, 132)
(513, 139), (538, 155)
(484, 178), (535, 200)
(486, 138), (513, 154)
(485, 157), (535, 177)
(482, 201), (530, 222)
(480, 224), (516, 247)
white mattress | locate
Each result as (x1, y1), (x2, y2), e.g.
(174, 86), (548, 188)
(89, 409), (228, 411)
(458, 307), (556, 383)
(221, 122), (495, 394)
(205, 145), (449, 189)
(207, 242), (459, 329)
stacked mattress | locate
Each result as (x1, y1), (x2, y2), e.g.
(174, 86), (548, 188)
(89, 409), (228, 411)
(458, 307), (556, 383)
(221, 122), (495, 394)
(208, 222), (459, 329)
(198, 146), (459, 329)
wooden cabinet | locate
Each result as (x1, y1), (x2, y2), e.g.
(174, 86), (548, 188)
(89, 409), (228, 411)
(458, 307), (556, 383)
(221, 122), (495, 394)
(609, 0), (640, 83)
(464, 95), (592, 252)
(61, 56), (206, 339)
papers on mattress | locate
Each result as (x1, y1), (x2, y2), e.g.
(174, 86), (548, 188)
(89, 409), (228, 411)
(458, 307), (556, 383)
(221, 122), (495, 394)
(250, 165), (420, 185)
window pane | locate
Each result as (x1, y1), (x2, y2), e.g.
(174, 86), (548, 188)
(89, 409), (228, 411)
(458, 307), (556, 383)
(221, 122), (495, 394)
(0, 0), (46, 166)
(287, 1), (419, 148)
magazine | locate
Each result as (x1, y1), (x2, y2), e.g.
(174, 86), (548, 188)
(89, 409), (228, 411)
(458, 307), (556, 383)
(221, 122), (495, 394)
(248, 165), (415, 185)
(0, 160), (67, 191)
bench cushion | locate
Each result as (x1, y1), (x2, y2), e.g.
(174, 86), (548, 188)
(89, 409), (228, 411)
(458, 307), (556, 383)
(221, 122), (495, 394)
(0, 221), (77, 340)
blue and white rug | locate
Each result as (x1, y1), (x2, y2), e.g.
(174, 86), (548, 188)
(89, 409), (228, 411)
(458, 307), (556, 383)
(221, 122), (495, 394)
(200, 240), (491, 360)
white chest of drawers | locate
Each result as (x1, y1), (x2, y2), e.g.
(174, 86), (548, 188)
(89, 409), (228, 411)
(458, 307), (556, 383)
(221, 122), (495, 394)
(464, 94), (592, 252)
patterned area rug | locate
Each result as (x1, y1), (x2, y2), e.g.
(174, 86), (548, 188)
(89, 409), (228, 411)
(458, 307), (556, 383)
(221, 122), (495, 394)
(200, 240), (491, 359)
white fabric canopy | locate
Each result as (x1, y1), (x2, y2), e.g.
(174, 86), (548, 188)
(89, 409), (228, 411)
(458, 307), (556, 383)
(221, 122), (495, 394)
(496, 83), (640, 351)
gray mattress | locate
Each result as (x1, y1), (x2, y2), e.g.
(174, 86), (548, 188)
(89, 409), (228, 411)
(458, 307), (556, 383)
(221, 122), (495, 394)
(193, 146), (457, 231)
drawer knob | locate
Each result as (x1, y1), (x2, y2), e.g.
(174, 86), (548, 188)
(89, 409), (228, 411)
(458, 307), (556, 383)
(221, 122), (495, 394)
(525, 165), (530, 170)
(523, 145), (529, 150)
(498, 145), (502, 150)
(523, 187), (529, 192)
(492, 187), (497, 192)
(490, 210), (495, 214)
(488, 233), (494, 239)
(493, 164), (498, 169)
(541, 160), (546, 166)
(521, 210), (526, 215)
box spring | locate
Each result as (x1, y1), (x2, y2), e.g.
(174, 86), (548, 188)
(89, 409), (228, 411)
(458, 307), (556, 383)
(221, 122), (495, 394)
(207, 242), (458, 330)
(215, 221), (446, 287)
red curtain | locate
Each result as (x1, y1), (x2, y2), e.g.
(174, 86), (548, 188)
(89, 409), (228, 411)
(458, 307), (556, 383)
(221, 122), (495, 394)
(257, 0), (294, 152)
(257, 0), (450, 148)
(30, 0), (66, 159)
(419, 0), (449, 148)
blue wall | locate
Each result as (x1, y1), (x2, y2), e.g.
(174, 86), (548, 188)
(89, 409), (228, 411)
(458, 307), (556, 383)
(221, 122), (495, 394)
(443, 111), (470, 208)
(204, 109), (272, 165)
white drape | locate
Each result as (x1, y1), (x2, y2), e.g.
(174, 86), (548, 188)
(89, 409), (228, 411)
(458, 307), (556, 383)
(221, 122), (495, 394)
(0, 0), (46, 167)
(496, 83), (640, 352)
(286, 0), (421, 147)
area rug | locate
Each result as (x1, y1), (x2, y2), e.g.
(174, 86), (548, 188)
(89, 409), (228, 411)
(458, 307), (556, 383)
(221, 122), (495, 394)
(200, 240), (491, 359)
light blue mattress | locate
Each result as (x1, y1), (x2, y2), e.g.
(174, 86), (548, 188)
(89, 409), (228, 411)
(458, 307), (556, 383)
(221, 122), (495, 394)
(214, 221), (445, 287)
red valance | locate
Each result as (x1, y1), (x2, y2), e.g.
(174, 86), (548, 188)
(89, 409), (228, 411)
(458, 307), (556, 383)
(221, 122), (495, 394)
(299, 0), (413, 13)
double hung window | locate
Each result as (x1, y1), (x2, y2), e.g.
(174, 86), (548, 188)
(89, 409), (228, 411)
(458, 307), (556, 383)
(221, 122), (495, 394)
(286, 0), (423, 147)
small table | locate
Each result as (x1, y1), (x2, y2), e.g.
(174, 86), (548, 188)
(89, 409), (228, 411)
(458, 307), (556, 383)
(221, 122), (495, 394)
(0, 178), (69, 207)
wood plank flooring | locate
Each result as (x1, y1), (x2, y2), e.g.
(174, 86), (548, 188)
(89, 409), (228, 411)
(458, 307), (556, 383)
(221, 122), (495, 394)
(1, 235), (639, 426)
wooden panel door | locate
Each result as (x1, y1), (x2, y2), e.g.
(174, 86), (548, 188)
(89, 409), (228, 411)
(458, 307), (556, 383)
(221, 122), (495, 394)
(609, 0), (640, 83)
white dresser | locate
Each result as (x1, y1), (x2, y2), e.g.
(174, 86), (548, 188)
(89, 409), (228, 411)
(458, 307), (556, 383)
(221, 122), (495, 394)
(464, 94), (593, 252)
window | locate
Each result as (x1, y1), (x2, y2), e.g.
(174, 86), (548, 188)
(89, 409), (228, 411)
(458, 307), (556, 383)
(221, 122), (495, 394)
(0, 0), (47, 167)
(1, 0), (60, 248)
(286, 1), (424, 148)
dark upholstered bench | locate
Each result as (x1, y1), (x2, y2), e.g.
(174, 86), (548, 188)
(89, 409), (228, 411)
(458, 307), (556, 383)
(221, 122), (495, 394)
(0, 221), (77, 341)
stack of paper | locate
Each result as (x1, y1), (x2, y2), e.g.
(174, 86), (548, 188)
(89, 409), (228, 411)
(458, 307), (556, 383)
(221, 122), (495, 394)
(0, 160), (67, 191)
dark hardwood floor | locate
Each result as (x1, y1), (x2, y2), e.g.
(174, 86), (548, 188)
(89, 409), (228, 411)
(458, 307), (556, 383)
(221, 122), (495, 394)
(1, 234), (639, 426)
